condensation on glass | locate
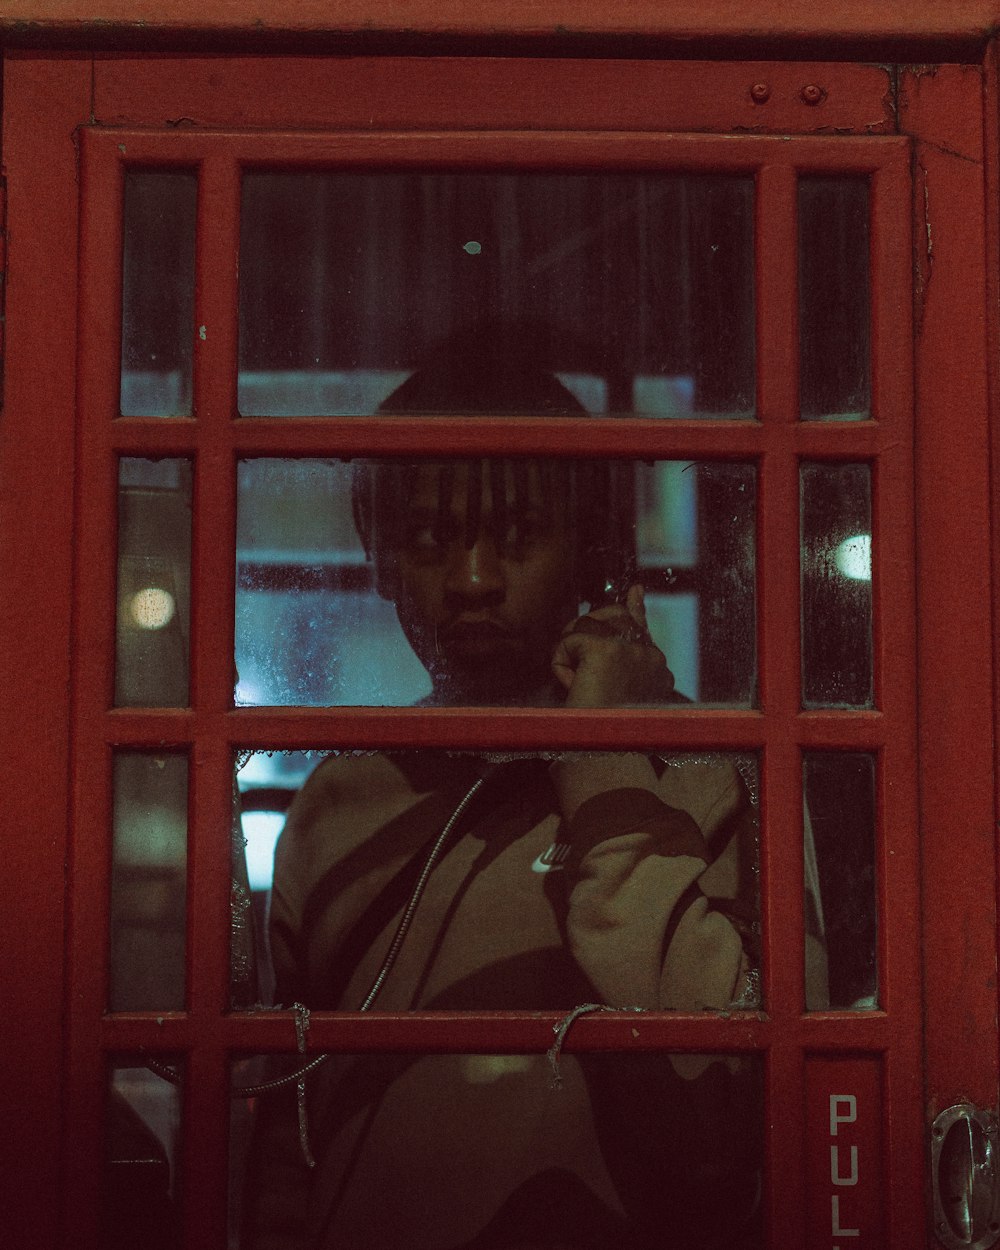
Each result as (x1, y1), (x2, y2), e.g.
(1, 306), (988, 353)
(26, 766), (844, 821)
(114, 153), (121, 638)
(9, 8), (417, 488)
(110, 753), (188, 1012)
(104, 1060), (182, 1250)
(120, 171), (197, 417)
(800, 462), (873, 708)
(230, 1050), (763, 1248)
(231, 748), (762, 1013)
(805, 752), (877, 1011)
(238, 172), (755, 418)
(799, 178), (871, 421)
(235, 458), (756, 708)
(116, 458), (192, 708)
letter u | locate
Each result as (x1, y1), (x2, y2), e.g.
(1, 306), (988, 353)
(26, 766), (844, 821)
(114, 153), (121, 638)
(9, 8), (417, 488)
(831, 1144), (859, 1186)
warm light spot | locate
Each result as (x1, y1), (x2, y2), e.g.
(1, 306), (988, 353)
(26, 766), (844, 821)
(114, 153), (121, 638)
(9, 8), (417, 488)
(130, 586), (176, 630)
(834, 534), (872, 582)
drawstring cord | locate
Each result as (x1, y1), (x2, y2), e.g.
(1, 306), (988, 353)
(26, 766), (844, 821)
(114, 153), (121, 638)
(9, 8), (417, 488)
(146, 770), (494, 1167)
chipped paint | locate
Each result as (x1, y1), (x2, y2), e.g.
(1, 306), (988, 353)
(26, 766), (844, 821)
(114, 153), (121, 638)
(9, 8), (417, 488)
(198, 324), (207, 340)
(914, 157), (933, 330)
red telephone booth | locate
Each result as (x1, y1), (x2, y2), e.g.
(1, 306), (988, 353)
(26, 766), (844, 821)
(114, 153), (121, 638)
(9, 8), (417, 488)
(1, 7), (998, 1249)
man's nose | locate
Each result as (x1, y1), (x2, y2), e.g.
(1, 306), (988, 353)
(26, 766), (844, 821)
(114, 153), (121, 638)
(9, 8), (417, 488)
(443, 534), (505, 605)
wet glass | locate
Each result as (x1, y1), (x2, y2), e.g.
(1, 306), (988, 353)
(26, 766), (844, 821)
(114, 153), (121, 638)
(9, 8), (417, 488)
(230, 1050), (763, 1249)
(800, 462), (873, 708)
(238, 172), (755, 418)
(235, 458), (756, 708)
(230, 749), (760, 1014)
(120, 171), (197, 417)
(116, 458), (192, 708)
(104, 1061), (182, 1250)
(805, 753), (877, 1010)
(799, 178), (871, 421)
(110, 753), (188, 1012)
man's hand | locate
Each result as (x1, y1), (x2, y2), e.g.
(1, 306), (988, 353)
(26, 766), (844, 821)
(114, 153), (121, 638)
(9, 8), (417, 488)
(551, 584), (676, 707)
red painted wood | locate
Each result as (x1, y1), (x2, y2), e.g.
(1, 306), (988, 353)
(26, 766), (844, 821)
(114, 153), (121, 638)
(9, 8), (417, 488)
(92, 56), (896, 134)
(98, 1007), (898, 1051)
(7, 42), (996, 1250)
(986, 37), (1000, 1164)
(0, 0), (996, 50)
(0, 54), (92, 1250)
(110, 413), (889, 458)
(90, 125), (909, 172)
(103, 705), (892, 752)
(903, 66), (998, 1134)
(805, 1057), (884, 1248)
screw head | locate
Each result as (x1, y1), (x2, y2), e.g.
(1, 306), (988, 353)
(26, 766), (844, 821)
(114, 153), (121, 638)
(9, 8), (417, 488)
(750, 82), (771, 104)
(801, 84), (824, 105)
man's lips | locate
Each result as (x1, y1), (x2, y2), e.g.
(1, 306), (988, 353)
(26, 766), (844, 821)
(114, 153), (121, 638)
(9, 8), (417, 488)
(437, 619), (518, 655)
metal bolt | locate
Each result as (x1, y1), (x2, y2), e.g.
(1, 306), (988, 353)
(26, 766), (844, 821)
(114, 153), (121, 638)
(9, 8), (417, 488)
(750, 82), (771, 104)
(801, 84), (824, 105)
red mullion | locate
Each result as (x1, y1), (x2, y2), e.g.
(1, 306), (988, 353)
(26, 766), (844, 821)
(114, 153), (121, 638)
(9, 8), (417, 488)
(869, 154), (914, 437)
(864, 157), (924, 1244)
(180, 153), (241, 1250)
(756, 162), (798, 425)
(144, 414), (886, 459)
(755, 152), (805, 1246)
(220, 705), (886, 754)
(78, 130), (126, 425)
(63, 738), (116, 1250)
(876, 748), (926, 1250)
(62, 131), (130, 1250)
(101, 126), (904, 174)
(232, 414), (769, 459)
(104, 1007), (893, 1053)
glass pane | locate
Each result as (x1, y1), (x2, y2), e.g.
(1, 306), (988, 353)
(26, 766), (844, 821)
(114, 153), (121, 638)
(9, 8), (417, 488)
(116, 458), (192, 708)
(120, 171), (197, 417)
(799, 178), (870, 421)
(104, 1061), (182, 1250)
(800, 462), (873, 708)
(110, 753), (187, 1011)
(236, 458), (756, 708)
(231, 749), (760, 1014)
(232, 1051), (763, 1248)
(805, 753), (877, 1011)
(238, 172), (755, 418)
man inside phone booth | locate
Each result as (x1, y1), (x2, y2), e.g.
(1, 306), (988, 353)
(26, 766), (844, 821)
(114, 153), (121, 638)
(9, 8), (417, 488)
(243, 335), (823, 1249)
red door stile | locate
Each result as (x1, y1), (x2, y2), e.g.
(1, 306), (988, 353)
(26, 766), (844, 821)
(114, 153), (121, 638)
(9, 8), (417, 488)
(64, 119), (923, 1249)
(184, 152), (242, 1250)
(903, 63), (1000, 1158)
(0, 54), (94, 1250)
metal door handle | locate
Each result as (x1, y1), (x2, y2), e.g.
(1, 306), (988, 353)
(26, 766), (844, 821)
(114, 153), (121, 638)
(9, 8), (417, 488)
(932, 1104), (1000, 1248)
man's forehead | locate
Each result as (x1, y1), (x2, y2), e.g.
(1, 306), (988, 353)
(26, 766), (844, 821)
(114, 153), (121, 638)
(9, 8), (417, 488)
(404, 460), (571, 507)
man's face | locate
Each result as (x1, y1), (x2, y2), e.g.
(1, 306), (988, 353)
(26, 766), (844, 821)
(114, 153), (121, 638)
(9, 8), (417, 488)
(380, 460), (578, 704)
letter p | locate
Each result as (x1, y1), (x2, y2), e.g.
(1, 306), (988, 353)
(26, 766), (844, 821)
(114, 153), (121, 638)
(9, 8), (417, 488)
(830, 1094), (857, 1136)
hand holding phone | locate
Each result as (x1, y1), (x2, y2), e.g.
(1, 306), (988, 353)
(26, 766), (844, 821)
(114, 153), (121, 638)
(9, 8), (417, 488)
(551, 584), (677, 708)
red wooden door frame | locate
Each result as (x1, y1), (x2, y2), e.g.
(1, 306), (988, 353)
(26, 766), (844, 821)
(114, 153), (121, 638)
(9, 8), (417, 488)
(0, 49), (995, 1250)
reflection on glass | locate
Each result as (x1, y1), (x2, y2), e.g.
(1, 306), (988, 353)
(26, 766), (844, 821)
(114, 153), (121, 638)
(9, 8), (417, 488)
(799, 178), (870, 421)
(238, 173), (755, 418)
(120, 172), (197, 417)
(104, 1062), (181, 1250)
(110, 753), (187, 1011)
(800, 462), (873, 708)
(232, 1051), (762, 1249)
(116, 458), (192, 707)
(236, 458), (756, 708)
(805, 753), (877, 1010)
(230, 748), (760, 1017)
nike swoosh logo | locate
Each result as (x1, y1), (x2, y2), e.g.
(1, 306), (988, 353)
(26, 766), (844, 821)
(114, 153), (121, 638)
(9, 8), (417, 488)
(531, 842), (570, 873)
